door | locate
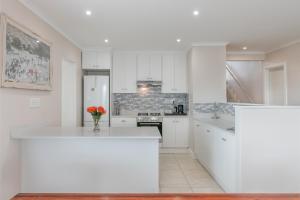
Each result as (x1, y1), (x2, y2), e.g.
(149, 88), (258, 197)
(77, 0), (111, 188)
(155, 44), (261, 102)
(61, 60), (77, 127)
(264, 64), (288, 105)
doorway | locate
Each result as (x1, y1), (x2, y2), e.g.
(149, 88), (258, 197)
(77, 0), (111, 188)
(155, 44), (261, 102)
(264, 63), (288, 105)
(61, 59), (77, 126)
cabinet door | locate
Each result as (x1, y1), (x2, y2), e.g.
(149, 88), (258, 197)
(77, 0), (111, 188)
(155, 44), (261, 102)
(162, 118), (176, 147)
(150, 55), (162, 81)
(82, 51), (97, 69)
(193, 121), (201, 159)
(174, 53), (187, 93)
(218, 132), (237, 192)
(201, 125), (215, 169)
(137, 54), (150, 81)
(125, 54), (137, 93)
(96, 51), (111, 69)
(113, 53), (137, 93)
(175, 118), (189, 147)
(162, 54), (174, 93)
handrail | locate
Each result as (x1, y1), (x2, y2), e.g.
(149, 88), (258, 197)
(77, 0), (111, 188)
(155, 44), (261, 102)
(226, 64), (255, 103)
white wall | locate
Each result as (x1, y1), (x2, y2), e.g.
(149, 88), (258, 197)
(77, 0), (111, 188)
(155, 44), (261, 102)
(265, 42), (300, 105)
(0, 0), (81, 199)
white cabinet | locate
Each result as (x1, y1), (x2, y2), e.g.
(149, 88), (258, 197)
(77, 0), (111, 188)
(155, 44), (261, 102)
(162, 53), (187, 93)
(111, 117), (137, 127)
(82, 49), (111, 69)
(137, 54), (162, 81)
(112, 52), (137, 93)
(193, 120), (237, 192)
(188, 46), (226, 103)
(162, 117), (189, 148)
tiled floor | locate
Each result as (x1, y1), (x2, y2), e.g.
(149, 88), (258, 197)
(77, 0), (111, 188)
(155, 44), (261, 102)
(159, 153), (224, 193)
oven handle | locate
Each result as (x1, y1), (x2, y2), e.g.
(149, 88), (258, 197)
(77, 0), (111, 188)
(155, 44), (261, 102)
(138, 122), (161, 126)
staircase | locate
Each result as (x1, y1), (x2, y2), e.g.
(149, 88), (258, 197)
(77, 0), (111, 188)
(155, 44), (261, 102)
(226, 64), (254, 103)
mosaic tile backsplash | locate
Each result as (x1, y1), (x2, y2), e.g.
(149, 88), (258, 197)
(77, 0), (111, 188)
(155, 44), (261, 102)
(112, 83), (188, 114)
(193, 103), (235, 116)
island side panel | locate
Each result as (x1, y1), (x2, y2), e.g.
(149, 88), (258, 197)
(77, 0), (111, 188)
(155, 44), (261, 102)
(21, 138), (159, 193)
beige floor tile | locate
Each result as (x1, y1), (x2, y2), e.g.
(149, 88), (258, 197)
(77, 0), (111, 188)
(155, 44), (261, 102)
(160, 169), (189, 187)
(187, 177), (220, 188)
(192, 187), (224, 193)
(177, 159), (204, 171)
(160, 187), (192, 193)
(160, 159), (181, 170)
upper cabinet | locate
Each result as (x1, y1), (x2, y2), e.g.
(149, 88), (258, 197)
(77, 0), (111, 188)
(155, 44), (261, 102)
(188, 46), (226, 103)
(162, 52), (187, 93)
(112, 52), (137, 93)
(82, 49), (111, 69)
(137, 54), (162, 81)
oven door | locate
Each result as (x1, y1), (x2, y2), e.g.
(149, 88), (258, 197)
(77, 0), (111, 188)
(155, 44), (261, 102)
(137, 122), (162, 142)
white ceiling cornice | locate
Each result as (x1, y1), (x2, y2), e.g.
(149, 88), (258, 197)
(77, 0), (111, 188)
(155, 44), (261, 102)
(18, 0), (81, 49)
(266, 39), (300, 54)
(191, 42), (229, 47)
(227, 51), (266, 55)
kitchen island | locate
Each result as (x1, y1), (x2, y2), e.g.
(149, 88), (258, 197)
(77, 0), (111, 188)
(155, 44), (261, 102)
(11, 127), (161, 193)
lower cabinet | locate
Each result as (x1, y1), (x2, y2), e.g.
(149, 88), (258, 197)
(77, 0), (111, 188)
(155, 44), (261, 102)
(111, 117), (137, 127)
(193, 119), (237, 192)
(163, 117), (189, 148)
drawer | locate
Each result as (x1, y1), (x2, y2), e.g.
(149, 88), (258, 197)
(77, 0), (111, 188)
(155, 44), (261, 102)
(111, 118), (137, 127)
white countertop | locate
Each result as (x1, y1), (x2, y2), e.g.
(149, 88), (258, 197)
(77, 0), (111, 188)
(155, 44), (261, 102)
(194, 117), (235, 134)
(11, 126), (161, 140)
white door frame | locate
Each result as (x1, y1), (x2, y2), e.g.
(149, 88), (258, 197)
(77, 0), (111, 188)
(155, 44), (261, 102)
(264, 62), (288, 105)
(61, 59), (77, 126)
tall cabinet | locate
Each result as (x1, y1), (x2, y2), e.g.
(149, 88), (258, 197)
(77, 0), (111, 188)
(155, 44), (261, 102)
(188, 45), (226, 103)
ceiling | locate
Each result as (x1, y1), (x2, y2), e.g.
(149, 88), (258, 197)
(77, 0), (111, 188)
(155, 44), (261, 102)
(20, 0), (300, 52)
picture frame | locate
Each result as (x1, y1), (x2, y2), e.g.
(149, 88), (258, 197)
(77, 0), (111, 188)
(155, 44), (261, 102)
(1, 14), (52, 90)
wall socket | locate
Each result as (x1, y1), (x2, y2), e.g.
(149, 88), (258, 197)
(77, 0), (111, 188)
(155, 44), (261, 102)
(29, 98), (41, 108)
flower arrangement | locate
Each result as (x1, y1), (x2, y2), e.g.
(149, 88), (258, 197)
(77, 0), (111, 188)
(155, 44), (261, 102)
(87, 106), (106, 132)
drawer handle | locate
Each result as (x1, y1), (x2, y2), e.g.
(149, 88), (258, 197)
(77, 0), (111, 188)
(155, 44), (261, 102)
(222, 138), (227, 142)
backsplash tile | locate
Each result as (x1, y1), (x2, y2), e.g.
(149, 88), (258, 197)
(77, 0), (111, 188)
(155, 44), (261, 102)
(112, 84), (188, 114)
(193, 103), (235, 116)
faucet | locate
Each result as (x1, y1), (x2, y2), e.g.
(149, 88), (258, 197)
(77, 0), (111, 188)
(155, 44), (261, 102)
(211, 102), (220, 119)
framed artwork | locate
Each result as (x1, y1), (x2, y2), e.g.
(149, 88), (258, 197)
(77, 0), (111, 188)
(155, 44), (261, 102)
(1, 14), (52, 90)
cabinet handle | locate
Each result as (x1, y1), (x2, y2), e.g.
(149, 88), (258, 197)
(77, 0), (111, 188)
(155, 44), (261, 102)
(196, 124), (200, 127)
(222, 138), (227, 142)
(206, 129), (210, 133)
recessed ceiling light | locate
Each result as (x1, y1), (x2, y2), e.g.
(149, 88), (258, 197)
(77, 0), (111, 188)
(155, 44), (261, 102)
(176, 38), (181, 43)
(36, 40), (40, 43)
(193, 10), (199, 16)
(104, 39), (109, 43)
(242, 46), (248, 50)
(85, 10), (92, 16)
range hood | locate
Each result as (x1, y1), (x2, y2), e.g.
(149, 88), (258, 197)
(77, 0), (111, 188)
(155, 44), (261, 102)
(137, 81), (162, 87)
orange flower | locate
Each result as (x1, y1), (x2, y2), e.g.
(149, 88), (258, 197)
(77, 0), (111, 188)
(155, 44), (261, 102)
(87, 106), (97, 113)
(98, 106), (106, 114)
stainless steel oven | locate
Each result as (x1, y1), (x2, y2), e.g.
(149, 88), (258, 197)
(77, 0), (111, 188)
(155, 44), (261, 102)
(137, 113), (163, 143)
